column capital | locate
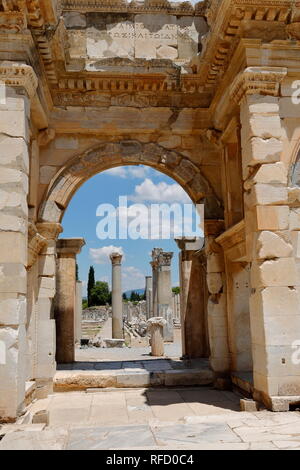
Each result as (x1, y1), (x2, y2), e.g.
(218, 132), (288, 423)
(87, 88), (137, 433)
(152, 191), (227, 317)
(175, 237), (204, 252)
(158, 252), (174, 267)
(56, 238), (85, 257)
(36, 222), (63, 241)
(0, 62), (38, 99)
(230, 66), (288, 105)
(110, 252), (123, 265)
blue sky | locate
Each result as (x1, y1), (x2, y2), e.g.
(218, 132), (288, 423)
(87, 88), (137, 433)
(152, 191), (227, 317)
(60, 165), (195, 296)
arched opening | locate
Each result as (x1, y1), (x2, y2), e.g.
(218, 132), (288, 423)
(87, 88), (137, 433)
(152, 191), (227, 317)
(53, 162), (212, 371)
(37, 141), (223, 390)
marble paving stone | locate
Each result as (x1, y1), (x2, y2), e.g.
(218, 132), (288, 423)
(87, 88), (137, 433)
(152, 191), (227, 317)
(0, 429), (68, 451)
(67, 424), (156, 450)
(153, 423), (242, 445)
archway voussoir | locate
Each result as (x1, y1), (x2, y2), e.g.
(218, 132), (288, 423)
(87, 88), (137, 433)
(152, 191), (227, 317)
(119, 140), (143, 156)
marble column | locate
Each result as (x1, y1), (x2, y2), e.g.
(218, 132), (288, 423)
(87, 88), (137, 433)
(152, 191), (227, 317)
(147, 318), (167, 357)
(75, 281), (83, 344)
(151, 248), (162, 317)
(55, 239), (85, 363)
(145, 276), (153, 319)
(157, 252), (174, 342)
(110, 252), (123, 339)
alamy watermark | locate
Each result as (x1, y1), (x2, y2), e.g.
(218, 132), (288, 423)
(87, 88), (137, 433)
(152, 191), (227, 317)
(292, 80), (300, 105)
(291, 340), (300, 365)
(96, 196), (204, 244)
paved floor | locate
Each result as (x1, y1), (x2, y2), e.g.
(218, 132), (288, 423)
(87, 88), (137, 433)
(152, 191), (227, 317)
(1, 388), (300, 450)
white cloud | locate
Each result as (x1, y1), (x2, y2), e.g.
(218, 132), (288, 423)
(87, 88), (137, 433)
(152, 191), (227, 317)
(104, 167), (127, 178)
(128, 178), (191, 204)
(89, 245), (124, 264)
(103, 165), (150, 180)
(122, 266), (146, 291)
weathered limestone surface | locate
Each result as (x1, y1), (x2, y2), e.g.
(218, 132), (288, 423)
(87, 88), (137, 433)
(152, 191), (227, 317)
(156, 252), (174, 342)
(147, 317), (166, 357)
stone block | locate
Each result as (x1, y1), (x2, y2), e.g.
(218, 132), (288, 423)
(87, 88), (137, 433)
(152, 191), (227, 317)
(250, 286), (300, 317)
(0, 110), (29, 142)
(240, 399), (259, 412)
(256, 231), (293, 259)
(39, 166), (58, 185)
(0, 213), (27, 233)
(207, 253), (225, 273)
(252, 344), (300, 377)
(255, 205), (289, 231)
(0, 263), (27, 294)
(0, 167), (28, 189)
(246, 95), (279, 114)
(291, 231), (300, 258)
(32, 410), (49, 426)
(251, 312), (300, 346)
(0, 232), (27, 264)
(279, 97), (300, 118)
(289, 208), (300, 230)
(157, 135), (181, 149)
(38, 277), (56, 299)
(251, 258), (297, 288)
(252, 162), (288, 185)
(0, 136), (29, 172)
(164, 370), (214, 387)
(116, 371), (150, 388)
(206, 273), (223, 294)
(241, 114), (284, 140)
(38, 255), (56, 277)
(0, 294), (26, 326)
(247, 184), (287, 206)
(242, 137), (282, 165)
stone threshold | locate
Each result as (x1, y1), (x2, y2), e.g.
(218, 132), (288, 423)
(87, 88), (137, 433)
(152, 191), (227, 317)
(54, 368), (215, 392)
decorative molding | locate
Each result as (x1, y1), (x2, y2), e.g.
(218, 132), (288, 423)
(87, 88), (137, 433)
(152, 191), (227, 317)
(27, 223), (47, 268)
(0, 62), (38, 98)
(61, 0), (206, 16)
(230, 66), (288, 104)
(287, 22), (300, 40)
(36, 222), (63, 240)
(216, 220), (245, 252)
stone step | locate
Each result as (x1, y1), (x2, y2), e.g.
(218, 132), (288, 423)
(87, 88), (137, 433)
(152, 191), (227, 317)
(54, 368), (214, 392)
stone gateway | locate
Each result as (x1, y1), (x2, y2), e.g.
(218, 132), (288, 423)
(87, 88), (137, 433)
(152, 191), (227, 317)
(0, 0), (300, 421)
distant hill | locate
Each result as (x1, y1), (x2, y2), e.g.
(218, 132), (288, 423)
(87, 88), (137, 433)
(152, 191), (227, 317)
(124, 289), (145, 297)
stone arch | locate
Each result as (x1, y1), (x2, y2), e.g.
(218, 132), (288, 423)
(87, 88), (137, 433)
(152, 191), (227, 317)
(38, 140), (223, 223)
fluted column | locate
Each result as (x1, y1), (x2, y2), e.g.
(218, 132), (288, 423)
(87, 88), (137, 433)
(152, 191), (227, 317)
(157, 252), (174, 342)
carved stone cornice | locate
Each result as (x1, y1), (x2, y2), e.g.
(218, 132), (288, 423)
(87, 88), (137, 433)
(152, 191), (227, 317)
(36, 222), (63, 240)
(230, 66), (288, 104)
(61, 0), (205, 16)
(287, 22), (300, 40)
(0, 62), (38, 98)
(197, 0), (294, 91)
(0, 1), (62, 31)
(27, 223), (47, 268)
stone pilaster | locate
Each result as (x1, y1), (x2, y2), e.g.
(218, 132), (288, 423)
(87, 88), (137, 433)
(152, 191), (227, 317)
(205, 221), (230, 374)
(55, 238), (85, 364)
(157, 251), (174, 342)
(176, 237), (208, 359)
(231, 66), (300, 409)
(110, 252), (123, 339)
(35, 222), (62, 397)
(0, 64), (37, 420)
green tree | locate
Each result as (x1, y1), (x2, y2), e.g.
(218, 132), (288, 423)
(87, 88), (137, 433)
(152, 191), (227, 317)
(172, 286), (180, 295)
(90, 281), (111, 306)
(123, 293), (128, 301)
(76, 263), (79, 282)
(87, 266), (95, 307)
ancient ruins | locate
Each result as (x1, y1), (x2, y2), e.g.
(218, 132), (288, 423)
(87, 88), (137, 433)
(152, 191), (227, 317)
(1, 0), (300, 425)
